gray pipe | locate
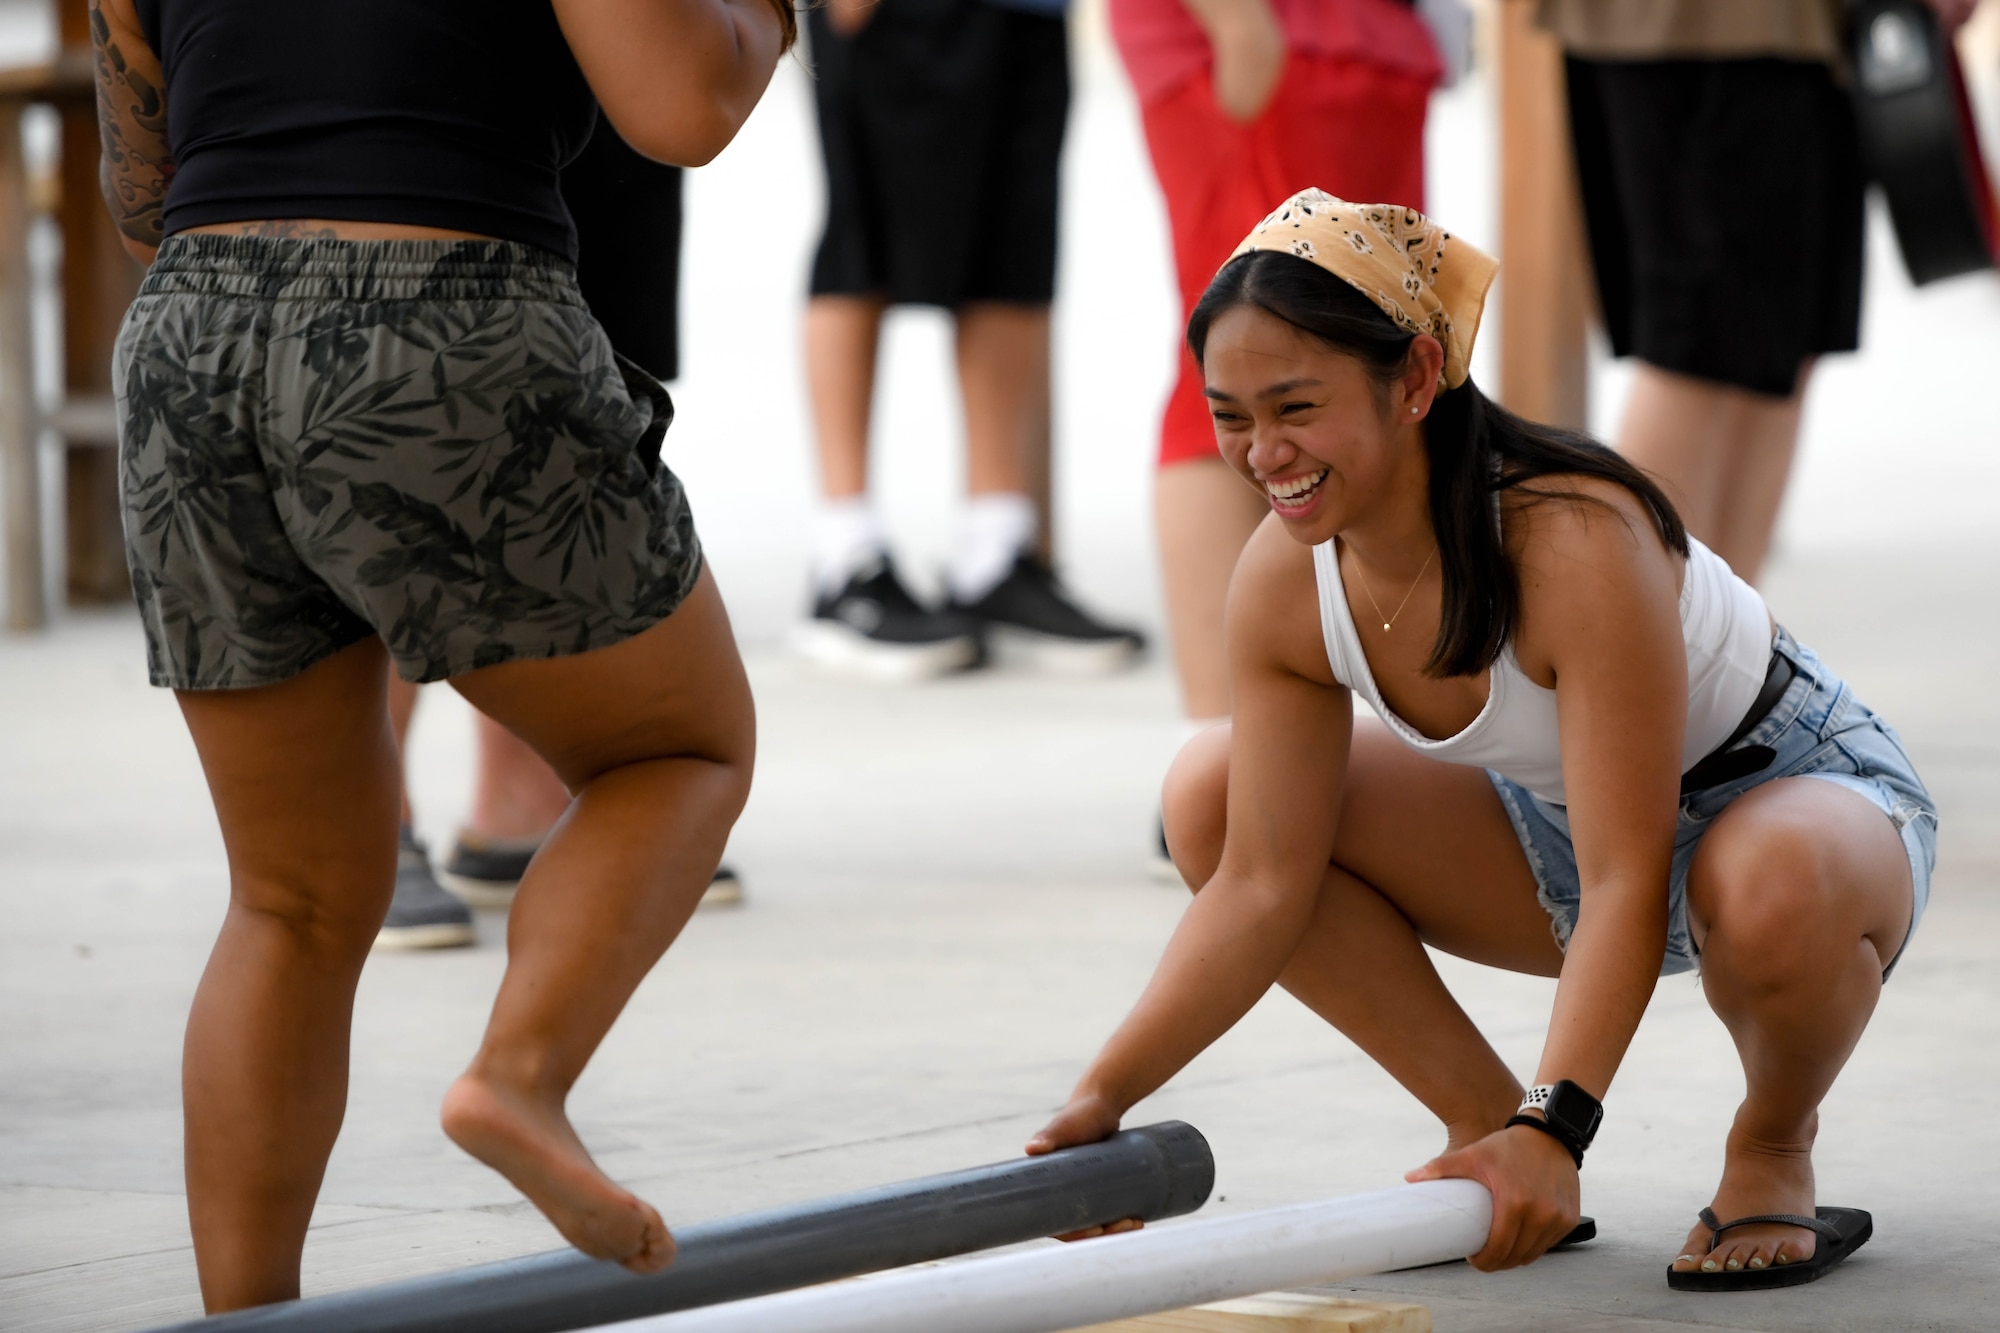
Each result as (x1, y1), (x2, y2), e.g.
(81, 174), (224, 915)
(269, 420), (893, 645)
(147, 1122), (1213, 1333)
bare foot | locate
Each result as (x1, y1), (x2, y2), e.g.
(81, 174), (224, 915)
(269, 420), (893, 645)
(1671, 1123), (1819, 1277)
(442, 1073), (675, 1273)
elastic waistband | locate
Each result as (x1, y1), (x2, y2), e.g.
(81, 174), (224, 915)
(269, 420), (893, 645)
(140, 234), (586, 308)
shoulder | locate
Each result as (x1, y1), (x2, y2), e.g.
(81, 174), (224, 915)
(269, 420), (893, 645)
(1503, 473), (1678, 587)
(1228, 514), (1340, 689)
(1502, 475), (1684, 673)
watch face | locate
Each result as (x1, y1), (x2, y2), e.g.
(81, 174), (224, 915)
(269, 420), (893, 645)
(1547, 1082), (1603, 1145)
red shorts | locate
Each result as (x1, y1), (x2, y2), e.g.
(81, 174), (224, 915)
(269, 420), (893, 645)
(1141, 55), (1430, 467)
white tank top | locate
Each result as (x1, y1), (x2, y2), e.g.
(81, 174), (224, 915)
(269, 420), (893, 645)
(1311, 535), (1772, 805)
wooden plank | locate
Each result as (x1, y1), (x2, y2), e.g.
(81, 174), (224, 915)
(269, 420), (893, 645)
(1074, 1291), (1429, 1333)
(0, 94), (45, 630)
(1494, 0), (1591, 430)
(0, 52), (93, 101)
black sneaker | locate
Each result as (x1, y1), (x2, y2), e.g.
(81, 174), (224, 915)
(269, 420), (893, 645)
(790, 555), (982, 681)
(444, 832), (745, 911)
(1149, 814), (1182, 885)
(947, 553), (1145, 675)
(440, 832), (541, 911)
(703, 863), (745, 907)
(375, 827), (476, 951)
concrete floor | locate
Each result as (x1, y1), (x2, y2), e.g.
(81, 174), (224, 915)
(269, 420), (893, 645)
(3, 538), (1998, 1333)
(6, 6), (2000, 1331)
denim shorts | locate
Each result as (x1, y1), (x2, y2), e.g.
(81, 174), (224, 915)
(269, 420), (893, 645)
(1488, 627), (1937, 977)
(115, 235), (703, 689)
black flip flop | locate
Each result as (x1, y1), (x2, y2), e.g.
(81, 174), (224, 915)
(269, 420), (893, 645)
(1554, 1216), (1596, 1248)
(1666, 1205), (1872, 1291)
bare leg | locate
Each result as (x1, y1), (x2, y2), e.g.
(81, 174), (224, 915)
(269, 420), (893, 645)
(439, 569), (754, 1273)
(386, 666), (570, 841)
(1670, 778), (1913, 1275)
(1615, 362), (1808, 582)
(1162, 722), (1562, 1148)
(955, 302), (1047, 500)
(387, 672), (420, 826)
(1154, 461), (1268, 719)
(467, 713), (572, 840)
(805, 296), (887, 499)
(176, 638), (402, 1311)
(1706, 366), (1810, 582)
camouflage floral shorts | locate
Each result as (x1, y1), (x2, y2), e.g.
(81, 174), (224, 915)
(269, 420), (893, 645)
(115, 235), (703, 689)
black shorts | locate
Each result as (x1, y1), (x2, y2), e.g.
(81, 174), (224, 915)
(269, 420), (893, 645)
(807, 0), (1069, 308)
(562, 120), (684, 381)
(1565, 56), (1865, 397)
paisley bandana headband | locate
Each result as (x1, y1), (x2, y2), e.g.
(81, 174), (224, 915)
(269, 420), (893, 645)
(1228, 189), (1499, 390)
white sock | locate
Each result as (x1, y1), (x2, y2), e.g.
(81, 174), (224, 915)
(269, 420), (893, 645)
(813, 497), (887, 594)
(948, 492), (1038, 602)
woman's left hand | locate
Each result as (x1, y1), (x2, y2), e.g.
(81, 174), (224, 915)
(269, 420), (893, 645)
(1405, 1123), (1580, 1270)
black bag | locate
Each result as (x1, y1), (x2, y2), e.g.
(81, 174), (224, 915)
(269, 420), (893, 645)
(1847, 0), (1998, 285)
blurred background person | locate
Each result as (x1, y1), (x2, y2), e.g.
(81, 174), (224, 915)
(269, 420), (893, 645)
(381, 121), (738, 950)
(793, 0), (1146, 681)
(1112, 0), (1443, 728)
(1539, 0), (1982, 583)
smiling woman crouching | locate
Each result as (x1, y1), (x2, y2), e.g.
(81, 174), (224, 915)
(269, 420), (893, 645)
(1026, 191), (1936, 1293)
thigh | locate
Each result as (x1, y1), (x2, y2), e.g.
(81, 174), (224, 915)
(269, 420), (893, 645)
(1332, 720), (1567, 976)
(174, 636), (402, 928)
(1686, 775), (1915, 967)
(448, 567), (753, 791)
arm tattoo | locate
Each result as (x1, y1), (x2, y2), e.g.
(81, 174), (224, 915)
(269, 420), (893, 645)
(91, 0), (174, 248)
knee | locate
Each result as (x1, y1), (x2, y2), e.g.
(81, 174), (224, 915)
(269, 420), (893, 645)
(1695, 826), (1833, 991)
(1161, 723), (1232, 891)
(228, 858), (395, 961)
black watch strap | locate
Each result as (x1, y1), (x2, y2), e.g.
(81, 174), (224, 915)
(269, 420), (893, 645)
(1514, 1079), (1603, 1165)
(1507, 1113), (1584, 1167)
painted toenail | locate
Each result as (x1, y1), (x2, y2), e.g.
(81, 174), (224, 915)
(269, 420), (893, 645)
(1775, 1253), (1792, 1265)
(1701, 1260), (1719, 1272)
(1748, 1257), (1766, 1269)
(1724, 1258), (1742, 1271)
(1676, 1254), (1697, 1265)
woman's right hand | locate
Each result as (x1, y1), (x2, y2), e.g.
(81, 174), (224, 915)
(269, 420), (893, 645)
(1025, 1090), (1122, 1157)
(1026, 1092), (1144, 1241)
(1194, 0), (1287, 124)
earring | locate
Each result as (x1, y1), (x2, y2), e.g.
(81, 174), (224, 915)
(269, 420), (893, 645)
(1410, 407), (1419, 415)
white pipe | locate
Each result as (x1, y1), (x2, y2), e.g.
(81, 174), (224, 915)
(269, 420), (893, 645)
(607, 1180), (1492, 1333)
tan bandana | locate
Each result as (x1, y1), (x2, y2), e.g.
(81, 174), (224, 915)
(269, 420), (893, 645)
(1228, 189), (1498, 390)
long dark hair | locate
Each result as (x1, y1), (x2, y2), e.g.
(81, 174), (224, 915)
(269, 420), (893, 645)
(1188, 250), (1688, 679)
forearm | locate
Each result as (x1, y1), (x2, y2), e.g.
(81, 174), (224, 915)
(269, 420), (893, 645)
(554, 0), (786, 166)
(1072, 870), (1316, 1111)
(1534, 876), (1666, 1099)
(91, 0), (172, 251)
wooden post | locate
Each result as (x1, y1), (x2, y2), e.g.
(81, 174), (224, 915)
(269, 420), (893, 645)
(1494, 0), (1591, 430)
(57, 0), (142, 606)
(0, 92), (45, 630)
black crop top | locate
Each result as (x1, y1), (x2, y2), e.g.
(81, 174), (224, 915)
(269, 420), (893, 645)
(134, 1), (599, 260)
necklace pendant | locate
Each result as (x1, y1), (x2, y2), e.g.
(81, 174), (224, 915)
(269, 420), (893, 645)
(1383, 622), (1392, 631)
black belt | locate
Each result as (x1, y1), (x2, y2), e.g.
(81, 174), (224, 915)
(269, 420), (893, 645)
(1678, 646), (1796, 796)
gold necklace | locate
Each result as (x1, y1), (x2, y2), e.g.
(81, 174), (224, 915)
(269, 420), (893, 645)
(1349, 543), (1436, 632)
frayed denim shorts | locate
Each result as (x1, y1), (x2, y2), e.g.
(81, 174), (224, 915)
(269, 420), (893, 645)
(1488, 627), (1937, 978)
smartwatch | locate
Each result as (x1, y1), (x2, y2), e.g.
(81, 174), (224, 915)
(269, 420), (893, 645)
(1507, 1080), (1603, 1166)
